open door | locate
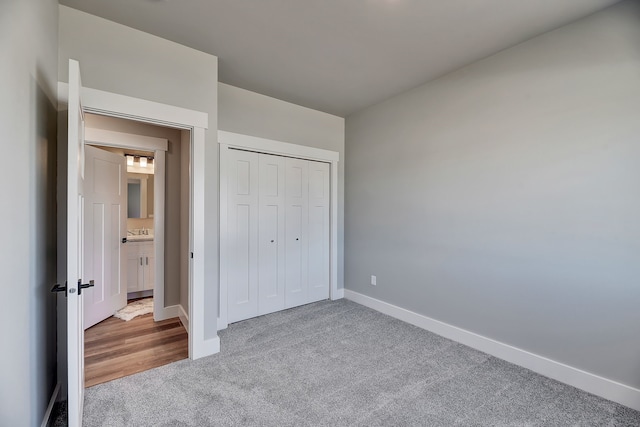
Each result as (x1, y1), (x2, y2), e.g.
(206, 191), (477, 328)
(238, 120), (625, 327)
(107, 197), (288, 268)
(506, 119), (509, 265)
(67, 59), (92, 427)
(83, 145), (127, 329)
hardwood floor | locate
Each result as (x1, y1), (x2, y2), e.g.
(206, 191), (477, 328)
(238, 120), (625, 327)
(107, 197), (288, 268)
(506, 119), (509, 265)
(84, 313), (188, 388)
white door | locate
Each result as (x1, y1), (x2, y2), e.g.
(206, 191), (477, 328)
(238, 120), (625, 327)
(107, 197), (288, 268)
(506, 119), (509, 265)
(258, 153), (286, 315)
(83, 145), (127, 329)
(227, 149), (259, 323)
(307, 161), (330, 302)
(66, 59), (87, 427)
(284, 157), (309, 308)
(225, 151), (331, 324)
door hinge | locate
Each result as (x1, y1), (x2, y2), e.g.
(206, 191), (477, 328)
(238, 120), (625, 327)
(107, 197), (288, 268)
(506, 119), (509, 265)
(191, 252), (194, 259)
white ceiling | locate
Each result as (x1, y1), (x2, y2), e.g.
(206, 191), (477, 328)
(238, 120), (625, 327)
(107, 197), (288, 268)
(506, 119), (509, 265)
(59, 0), (620, 117)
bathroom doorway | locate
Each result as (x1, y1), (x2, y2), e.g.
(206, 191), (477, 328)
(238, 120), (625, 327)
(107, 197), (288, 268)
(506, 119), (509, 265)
(81, 113), (191, 387)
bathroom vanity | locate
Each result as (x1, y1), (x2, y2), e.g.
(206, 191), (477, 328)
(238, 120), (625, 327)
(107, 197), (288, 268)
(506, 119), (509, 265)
(126, 237), (155, 294)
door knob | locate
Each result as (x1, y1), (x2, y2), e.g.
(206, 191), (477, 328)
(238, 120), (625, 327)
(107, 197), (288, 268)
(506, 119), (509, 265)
(51, 282), (67, 297)
(78, 279), (95, 295)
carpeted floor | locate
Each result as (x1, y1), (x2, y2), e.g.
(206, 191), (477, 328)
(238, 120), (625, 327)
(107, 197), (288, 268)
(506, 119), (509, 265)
(81, 299), (640, 426)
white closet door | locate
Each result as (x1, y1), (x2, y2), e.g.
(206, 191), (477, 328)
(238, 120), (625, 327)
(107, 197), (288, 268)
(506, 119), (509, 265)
(258, 153), (286, 315)
(285, 157), (309, 308)
(307, 161), (330, 302)
(227, 149), (259, 323)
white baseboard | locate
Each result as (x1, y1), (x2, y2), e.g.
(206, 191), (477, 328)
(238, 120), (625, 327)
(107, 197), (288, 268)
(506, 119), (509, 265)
(178, 304), (189, 334)
(127, 290), (153, 300)
(154, 304), (181, 321)
(216, 289), (345, 330)
(217, 317), (228, 331)
(332, 288), (345, 300)
(41, 382), (60, 427)
(344, 289), (640, 411)
(192, 335), (220, 360)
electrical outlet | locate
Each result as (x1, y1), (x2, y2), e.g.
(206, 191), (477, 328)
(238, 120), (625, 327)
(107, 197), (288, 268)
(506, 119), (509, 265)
(371, 275), (377, 286)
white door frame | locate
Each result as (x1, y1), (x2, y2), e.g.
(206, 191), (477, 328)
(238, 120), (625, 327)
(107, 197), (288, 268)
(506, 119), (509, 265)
(218, 130), (340, 330)
(59, 82), (213, 359)
(84, 128), (170, 322)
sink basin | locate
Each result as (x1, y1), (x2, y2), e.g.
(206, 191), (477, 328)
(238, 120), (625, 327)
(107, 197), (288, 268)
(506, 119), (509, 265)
(127, 234), (154, 242)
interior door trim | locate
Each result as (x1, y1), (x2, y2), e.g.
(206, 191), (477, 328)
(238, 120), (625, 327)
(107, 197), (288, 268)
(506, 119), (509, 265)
(58, 80), (217, 367)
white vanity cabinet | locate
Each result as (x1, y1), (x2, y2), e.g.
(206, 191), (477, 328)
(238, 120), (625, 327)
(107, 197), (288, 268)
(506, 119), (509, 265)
(126, 241), (155, 293)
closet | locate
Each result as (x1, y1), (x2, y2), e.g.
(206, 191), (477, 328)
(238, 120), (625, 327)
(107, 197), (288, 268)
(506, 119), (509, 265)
(226, 149), (330, 323)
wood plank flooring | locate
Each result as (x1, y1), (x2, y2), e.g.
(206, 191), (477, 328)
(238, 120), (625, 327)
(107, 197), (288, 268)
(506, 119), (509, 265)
(84, 313), (188, 388)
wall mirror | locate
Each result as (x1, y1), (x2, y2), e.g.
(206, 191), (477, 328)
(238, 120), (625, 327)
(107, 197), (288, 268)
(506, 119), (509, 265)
(127, 173), (154, 218)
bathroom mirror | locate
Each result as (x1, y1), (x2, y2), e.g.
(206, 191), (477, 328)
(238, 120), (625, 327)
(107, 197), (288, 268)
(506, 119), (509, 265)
(127, 173), (154, 219)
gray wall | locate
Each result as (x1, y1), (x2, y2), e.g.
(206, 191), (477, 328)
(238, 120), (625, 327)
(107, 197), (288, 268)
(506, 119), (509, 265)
(84, 114), (184, 307)
(219, 83), (346, 290)
(345, 0), (640, 389)
(0, 0), (59, 425)
(59, 5), (219, 339)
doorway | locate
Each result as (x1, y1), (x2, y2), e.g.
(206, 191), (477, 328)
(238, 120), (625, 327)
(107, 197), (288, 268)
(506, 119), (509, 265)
(59, 63), (214, 426)
(81, 113), (190, 386)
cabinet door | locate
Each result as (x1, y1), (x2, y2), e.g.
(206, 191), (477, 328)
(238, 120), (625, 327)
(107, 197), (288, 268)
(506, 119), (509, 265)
(307, 161), (330, 302)
(126, 244), (142, 292)
(142, 243), (155, 291)
(284, 157), (309, 308)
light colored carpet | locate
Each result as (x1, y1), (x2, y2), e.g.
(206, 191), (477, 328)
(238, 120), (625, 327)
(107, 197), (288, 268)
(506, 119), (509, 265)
(113, 298), (153, 321)
(83, 299), (640, 426)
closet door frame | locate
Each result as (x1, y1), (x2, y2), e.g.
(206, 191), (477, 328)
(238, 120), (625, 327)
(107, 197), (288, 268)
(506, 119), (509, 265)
(218, 131), (340, 330)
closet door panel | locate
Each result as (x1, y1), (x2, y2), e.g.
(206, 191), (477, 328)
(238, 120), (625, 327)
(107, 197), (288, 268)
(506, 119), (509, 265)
(285, 158), (309, 308)
(233, 205), (251, 303)
(258, 154), (286, 316)
(227, 150), (259, 323)
(259, 205), (279, 297)
(286, 205), (303, 296)
(308, 161), (330, 301)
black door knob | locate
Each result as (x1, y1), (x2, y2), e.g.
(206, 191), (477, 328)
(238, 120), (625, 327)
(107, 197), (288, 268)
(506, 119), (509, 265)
(78, 279), (95, 295)
(51, 283), (67, 297)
